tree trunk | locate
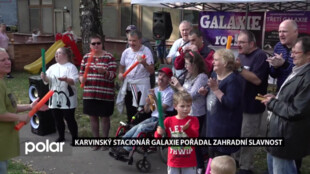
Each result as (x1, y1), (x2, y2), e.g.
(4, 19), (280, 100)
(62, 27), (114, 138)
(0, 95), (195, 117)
(80, 0), (105, 54)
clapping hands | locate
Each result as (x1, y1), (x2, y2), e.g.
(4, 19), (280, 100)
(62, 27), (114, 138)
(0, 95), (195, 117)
(208, 78), (219, 92)
(266, 53), (285, 68)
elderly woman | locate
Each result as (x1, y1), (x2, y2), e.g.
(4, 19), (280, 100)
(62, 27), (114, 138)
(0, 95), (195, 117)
(170, 51), (208, 173)
(41, 47), (79, 143)
(0, 48), (46, 173)
(79, 34), (117, 151)
(0, 24), (13, 78)
(199, 48), (243, 158)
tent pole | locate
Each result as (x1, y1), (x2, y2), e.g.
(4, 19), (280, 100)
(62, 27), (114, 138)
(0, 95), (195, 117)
(245, 3), (249, 30)
(181, 9), (184, 21)
(130, 4), (133, 24)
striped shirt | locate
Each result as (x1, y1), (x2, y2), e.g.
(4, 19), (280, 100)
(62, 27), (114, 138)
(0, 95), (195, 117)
(79, 52), (117, 101)
(270, 42), (294, 91)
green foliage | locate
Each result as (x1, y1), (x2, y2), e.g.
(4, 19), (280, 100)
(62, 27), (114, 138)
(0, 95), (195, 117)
(154, 61), (161, 71)
(112, 52), (121, 62)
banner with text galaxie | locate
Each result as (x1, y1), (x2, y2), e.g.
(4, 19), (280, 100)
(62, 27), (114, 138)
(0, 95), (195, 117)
(199, 11), (264, 48)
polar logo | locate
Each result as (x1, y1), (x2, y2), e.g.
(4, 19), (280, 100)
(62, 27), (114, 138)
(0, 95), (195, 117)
(25, 140), (65, 155)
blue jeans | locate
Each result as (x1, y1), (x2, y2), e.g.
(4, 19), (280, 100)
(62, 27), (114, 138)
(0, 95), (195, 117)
(0, 160), (8, 174)
(123, 117), (158, 151)
(267, 153), (297, 174)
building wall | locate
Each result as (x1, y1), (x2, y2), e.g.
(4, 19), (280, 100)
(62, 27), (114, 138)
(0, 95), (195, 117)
(54, 0), (73, 32)
(17, 0), (30, 33)
(13, 0), (195, 58)
(0, 0), (17, 26)
(72, 0), (80, 36)
(141, 7), (182, 41)
(101, 2), (184, 42)
(102, 5), (119, 38)
(15, 0), (188, 41)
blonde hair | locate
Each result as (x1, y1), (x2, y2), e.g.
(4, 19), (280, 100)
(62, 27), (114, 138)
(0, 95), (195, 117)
(173, 91), (192, 106)
(211, 155), (236, 174)
(214, 49), (236, 71)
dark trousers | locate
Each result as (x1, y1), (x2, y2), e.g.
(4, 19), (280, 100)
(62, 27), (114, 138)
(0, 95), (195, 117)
(296, 158), (302, 174)
(125, 91), (141, 123)
(196, 115), (206, 169)
(150, 73), (155, 88)
(208, 149), (230, 158)
(51, 108), (78, 139)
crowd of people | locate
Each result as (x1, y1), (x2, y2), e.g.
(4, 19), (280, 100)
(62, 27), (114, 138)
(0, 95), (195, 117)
(0, 18), (310, 174)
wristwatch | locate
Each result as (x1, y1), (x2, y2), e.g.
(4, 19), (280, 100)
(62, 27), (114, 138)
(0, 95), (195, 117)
(237, 66), (244, 73)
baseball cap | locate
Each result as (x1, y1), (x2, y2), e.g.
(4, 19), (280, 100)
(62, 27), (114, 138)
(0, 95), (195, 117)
(159, 67), (173, 78)
(126, 25), (137, 32)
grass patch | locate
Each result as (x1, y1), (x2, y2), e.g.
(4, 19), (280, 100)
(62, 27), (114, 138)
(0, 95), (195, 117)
(8, 159), (45, 174)
(75, 75), (125, 137)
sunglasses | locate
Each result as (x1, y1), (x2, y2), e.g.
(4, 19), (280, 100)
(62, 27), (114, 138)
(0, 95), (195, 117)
(91, 42), (101, 46)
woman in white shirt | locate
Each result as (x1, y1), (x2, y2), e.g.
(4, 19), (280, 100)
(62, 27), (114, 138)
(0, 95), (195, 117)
(41, 47), (79, 143)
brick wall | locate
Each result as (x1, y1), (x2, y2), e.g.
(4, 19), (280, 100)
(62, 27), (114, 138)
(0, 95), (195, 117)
(10, 43), (54, 71)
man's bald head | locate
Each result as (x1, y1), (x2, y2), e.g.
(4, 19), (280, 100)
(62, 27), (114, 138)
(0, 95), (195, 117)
(179, 20), (192, 42)
(278, 19), (299, 48)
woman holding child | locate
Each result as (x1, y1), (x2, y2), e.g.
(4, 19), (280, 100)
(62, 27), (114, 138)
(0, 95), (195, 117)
(199, 48), (243, 157)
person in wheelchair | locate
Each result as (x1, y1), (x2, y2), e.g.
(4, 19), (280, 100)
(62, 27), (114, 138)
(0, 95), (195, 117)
(112, 67), (175, 156)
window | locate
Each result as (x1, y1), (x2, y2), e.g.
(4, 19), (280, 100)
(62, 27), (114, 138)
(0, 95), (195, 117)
(29, 0), (40, 5)
(29, 8), (40, 30)
(29, 0), (54, 34)
(102, 1), (139, 39)
(42, 0), (53, 5)
(121, 6), (138, 36)
(102, 6), (118, 38)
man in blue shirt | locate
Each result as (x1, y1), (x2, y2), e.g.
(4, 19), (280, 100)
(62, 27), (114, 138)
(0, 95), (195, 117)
(266, 19), (298, 91)
(235, 30), (269, 174)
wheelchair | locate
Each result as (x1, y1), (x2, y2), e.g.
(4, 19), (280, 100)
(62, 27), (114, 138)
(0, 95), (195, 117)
(109, 109), (176, 173)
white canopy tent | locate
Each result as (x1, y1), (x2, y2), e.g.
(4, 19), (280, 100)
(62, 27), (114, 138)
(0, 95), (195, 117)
(131, 0), (308, 11)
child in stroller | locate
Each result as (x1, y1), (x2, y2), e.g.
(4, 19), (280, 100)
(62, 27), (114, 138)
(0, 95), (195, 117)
(109, 67), (175, 172)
